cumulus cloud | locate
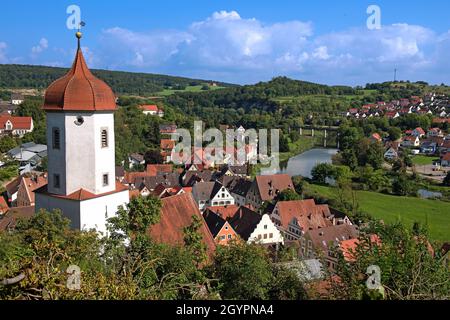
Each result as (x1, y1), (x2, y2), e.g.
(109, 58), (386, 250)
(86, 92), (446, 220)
(31, 38), (49, 55)
(93, 11), (450, 84)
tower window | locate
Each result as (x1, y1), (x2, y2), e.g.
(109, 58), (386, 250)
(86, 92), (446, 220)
(53, 174), (60, 188)
(101, 128), (108, 148)
(52, 128), (60, 150)
(103, 174), (109, 186)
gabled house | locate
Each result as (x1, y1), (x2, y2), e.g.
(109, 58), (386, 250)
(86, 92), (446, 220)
(0, 116), (34, 137)
(229, 178), (253, 206)
(192, 181), (235, 210)
(128, 153), (145, 169)
(385, 111), (399, 119)
(202, 209), (239, 245)
(246, 174), (294, 209)
(298, 224), (359, 271)
(159, 124), (177, 135)
(401, 135), (420, 148)
(427, 128), (443, 138)
(206, 205), (283, 246)
(160, 139), (175, 163)
(412, 127), (426, 138)
(182, 169), (214, 187)
(140, 104), (164, 117)
(270, 199), (334, 241)
(10, 93), (24, 105)
(16, 173), (48, 207)
(384, 147), (398, 160)
(441, 153), (450, 167)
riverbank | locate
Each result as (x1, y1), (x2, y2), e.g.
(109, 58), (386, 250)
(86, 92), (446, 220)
(250, 136), (316, 176)
(307, 184), (450, 242)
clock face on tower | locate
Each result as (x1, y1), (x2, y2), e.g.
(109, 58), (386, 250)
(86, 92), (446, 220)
(74, 115), (84, 126)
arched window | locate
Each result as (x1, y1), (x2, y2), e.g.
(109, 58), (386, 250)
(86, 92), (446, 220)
(52, 128), (60, 149)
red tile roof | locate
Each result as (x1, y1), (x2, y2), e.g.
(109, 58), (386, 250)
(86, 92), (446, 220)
(34, 181), (129, 201)
(148, 193), (216, 256)
(140, 105), (159, 112)
(160, 139), (175, 150)
(43, 43), (116, 111)
(0, 116), (33, 130)
(255, 174), (294, 201)
(275, 199), (332, 231)
(0, 206), (35, 231)
(146, 164), (173, 176)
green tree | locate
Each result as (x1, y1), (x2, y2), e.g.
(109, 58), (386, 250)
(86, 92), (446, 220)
(443, 171), (450, 187)
(330, 222), (450, 300)
(212, 243), (273, 299)
(0, 136), (17, 153)
(276, 189), (302, 201)
(183, 215), (207, 267)
(311, 163), (335, 184)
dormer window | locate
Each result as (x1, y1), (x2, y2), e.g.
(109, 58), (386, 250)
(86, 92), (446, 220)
(52, 128), (60, 149)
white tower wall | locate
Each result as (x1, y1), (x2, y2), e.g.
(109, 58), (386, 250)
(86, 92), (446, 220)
(46, 111), (116, 195)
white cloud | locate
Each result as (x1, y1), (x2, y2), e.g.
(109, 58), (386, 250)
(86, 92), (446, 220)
(31, 38), (49, 55)
(90, 11), (450, 84)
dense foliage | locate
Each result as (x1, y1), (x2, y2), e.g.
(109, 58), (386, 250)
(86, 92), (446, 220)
(0, 64), (233, 96)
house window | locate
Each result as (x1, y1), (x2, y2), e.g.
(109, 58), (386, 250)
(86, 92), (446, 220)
(101, 128), (108, 148)
(220, 235), (225, 240)
(53, 174), (60, 189)
(228, 235), (232, 239)
(264, 225), (268, 229)
(269, 233), (273, 238)
(52, 128), (60, 149)
(103, 174), (109, 186)
(263, 234), (268, 239)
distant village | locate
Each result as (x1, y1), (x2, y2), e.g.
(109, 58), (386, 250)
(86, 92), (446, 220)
(345, 93), (450, 171)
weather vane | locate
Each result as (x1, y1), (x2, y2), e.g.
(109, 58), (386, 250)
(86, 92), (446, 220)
(76, 21), (86, 39)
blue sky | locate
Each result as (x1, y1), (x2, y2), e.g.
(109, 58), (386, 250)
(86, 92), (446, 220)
(1, 0), (449, 85)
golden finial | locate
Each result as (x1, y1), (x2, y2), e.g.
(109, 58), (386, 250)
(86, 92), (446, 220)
(75, 21), (85, 49)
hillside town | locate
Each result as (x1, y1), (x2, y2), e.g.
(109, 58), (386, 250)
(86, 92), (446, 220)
(0, 28), (449, 301)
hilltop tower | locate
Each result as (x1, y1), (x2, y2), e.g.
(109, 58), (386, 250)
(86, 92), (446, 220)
(35, 33), (129, 235)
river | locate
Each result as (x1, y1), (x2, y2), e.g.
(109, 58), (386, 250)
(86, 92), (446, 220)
(261, 148), (339, 178)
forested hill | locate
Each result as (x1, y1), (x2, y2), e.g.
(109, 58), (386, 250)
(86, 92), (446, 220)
(0, 64), (235, 96)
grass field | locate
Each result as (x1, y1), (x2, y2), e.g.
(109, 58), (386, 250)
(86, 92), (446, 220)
(308, 184), (450, 242)
(412, 155), (439, 166)
(156, 84), (226, 96)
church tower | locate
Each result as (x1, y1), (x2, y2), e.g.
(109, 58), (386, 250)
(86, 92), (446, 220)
(35, 32), (129, 235)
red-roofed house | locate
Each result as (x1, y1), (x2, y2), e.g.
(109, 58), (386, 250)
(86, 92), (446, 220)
(370, 133), (382, 143)
(0, 116), (34, 137)
(140, 105), (164, 117)
(270, 199), (335, 241)
(441, 153), (450, 167)
(246, 174), (294, 209)
(412, 127), (426, 138)
(160, 139), (176, 163)
(384, 111), (399, 119)
(340, 234), (381, 262)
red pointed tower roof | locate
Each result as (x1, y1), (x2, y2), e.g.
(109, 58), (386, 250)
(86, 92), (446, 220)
(43, 33), (116, 111)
